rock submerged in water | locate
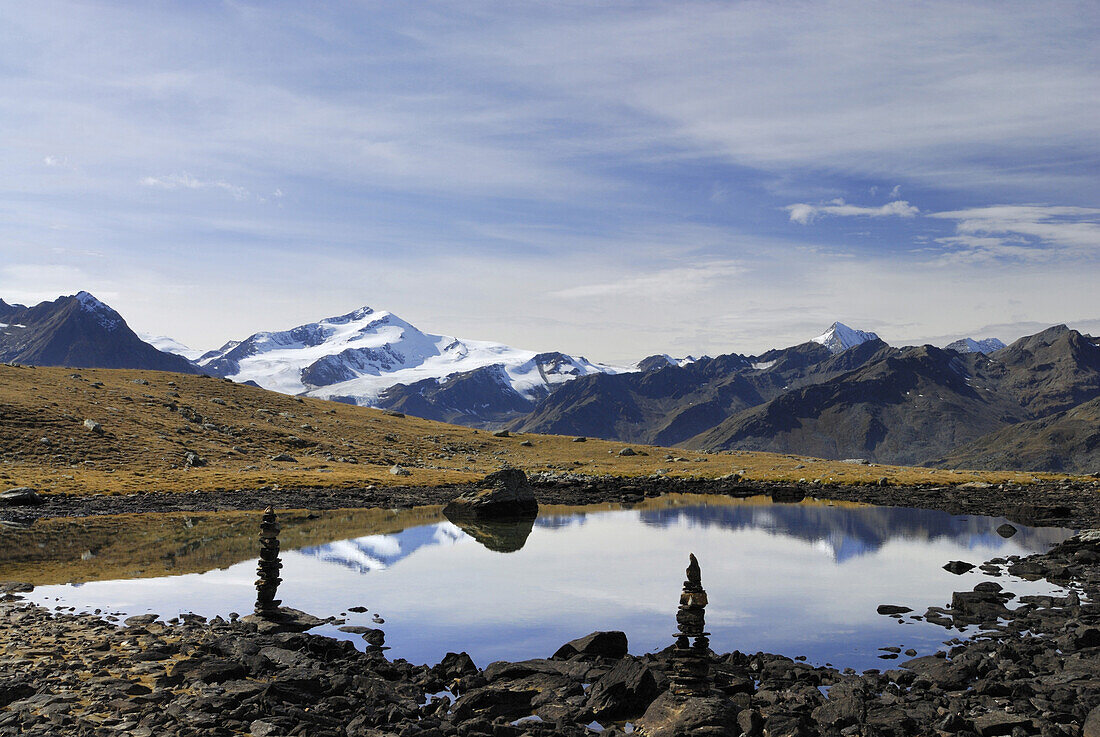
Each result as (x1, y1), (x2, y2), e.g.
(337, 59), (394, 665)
(442, 469), (538, 519)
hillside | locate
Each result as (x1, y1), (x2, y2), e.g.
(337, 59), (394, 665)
(936, 396), (1100, 473)
(0, 365), (1065, 498)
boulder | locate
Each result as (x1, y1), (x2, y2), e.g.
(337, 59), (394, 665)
(442, 469), (537, 519)
(585, 657), (660, 719)
(83, 419), (103, 434)
(552, 631), (629, 660)
(0, 488), (42, 506)
(269, 453), (297, 462)
(636, 690), (741, 737)
(389, 465), (411, 476)
(1084, 705), (1100, 737)
(618, 447), (637, 456)
(943, 560), (975, 575)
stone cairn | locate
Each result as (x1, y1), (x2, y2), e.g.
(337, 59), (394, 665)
(255, 507), (283, 618)
(669, 553), (711, 697)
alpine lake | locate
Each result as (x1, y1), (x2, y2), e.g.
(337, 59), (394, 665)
(0, 493), (1076, 673)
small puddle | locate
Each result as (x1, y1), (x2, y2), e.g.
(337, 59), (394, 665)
(4, 494), (1075, 672)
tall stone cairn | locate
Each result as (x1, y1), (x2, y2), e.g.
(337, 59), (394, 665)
(669, 553), (711, 697)
(255, 507), (283, 617)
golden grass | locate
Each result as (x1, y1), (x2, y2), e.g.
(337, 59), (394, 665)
(0, 364), (1087, 497)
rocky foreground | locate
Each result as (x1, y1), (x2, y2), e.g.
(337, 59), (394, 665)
(2, 530), (1099, 736)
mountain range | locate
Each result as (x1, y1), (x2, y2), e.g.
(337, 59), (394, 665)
(2, 291), (1097, 473)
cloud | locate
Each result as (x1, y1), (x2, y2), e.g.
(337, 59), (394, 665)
(786, 199), (919, 224)
(550, 261), (744, 300)
(140, 173), (250, 200)
(928, 205), (1100, 262)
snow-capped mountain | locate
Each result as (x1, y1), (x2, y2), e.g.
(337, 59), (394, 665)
(945, 337), (1006, 354)
(635, 354), (702, 371)
(811, 322), (881, 354)
(138, 333), (207, 362)
(191, 306), (632, 424)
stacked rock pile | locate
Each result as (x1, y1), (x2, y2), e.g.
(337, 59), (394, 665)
(254, 507), (282, 617)
(669, 553), (711, 697)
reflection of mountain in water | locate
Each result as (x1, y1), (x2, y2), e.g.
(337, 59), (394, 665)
(622, 504), (1073, 562)
(303, 501), (1074, 574)
(300, 522), (469, 573)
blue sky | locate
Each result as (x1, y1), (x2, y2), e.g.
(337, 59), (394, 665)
(2, 1), (1098, 362)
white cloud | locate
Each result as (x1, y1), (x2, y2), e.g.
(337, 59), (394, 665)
(928, 205), (1100, 262)
(551, 261), (744, 299)
(140, 173), (250, 200)
(786, 199), (919, 224)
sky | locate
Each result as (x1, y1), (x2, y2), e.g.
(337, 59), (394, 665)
(1, 1), (1098, 363)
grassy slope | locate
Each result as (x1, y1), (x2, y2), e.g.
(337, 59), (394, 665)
(0, 365), (1082, 497)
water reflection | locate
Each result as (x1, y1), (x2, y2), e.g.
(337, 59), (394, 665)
(19, 495), (1075, 672)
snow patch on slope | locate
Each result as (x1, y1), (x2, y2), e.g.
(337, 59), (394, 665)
(73, 291), (123, 331)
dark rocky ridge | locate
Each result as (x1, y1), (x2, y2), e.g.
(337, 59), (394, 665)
(516, 327), (1100, 473)
(0, 293), (200, 374)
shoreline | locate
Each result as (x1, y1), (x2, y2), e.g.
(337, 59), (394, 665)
(4, 475), (1099, 530)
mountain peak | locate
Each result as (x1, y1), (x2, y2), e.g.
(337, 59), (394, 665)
(70, 291), (123, 330)
(945, 337), (1006, 354)
(811, 322), (880, 354)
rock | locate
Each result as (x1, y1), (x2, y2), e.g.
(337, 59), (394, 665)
(383, 410), (405, 418)
(957, 481), (993, 489)
(0, 488), (42, 506)
(431, 652), (479, 681)
(636, 690), (741, 737)
(572, 436), (587, 442)
(585, 657), (660, 719)
(492, 430), (510, 438)
(449, 516), (535, 553)
(250, 721), (280, 737)
(389, 465), (411, 476)
(240, 608), (326, 634)
(552, 631), (629, 660)
(996, 523), (1017, 538)
(1084, 705), (1100, 737)
(618, 448), (637, 456)
(184, 452), (206, 468)
(971, 711), (1033, 736)
(442, 469), (537, 519)
(123, 614), (159, 627)
(876, 604), (912, 615)
(269, 453), (297, 462)
(943, 560), (974, 575)
(519, 440), (533, 447)
(83, 419), (103, 434)
(451, 685), (537, 722)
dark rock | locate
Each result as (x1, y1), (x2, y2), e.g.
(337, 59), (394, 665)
(996, 523), (1018, 538)
(492, 430), (510, 438)
(972, 711), (1033, 736)
(0, 488), (42, 506)
(552, 631), (629, 660)
(618, 448), (637, 456)
(585, 657), (660, 720)
(448, 516), (535, 553)
(876, 604), (912, 615)
(451, 685), (536, 722)
(432, 652), (479, 682)
(442, 469), (537, 519)
(943, 560), (975, 574)
(270, 453), (297, 462)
